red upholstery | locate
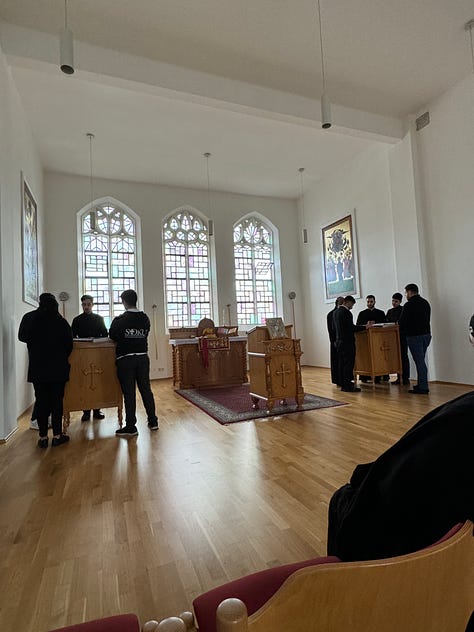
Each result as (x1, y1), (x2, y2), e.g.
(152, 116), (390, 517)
(193, 555), (340, 632)
(426, 522), (463, 547)
(49, 613), (140, 632)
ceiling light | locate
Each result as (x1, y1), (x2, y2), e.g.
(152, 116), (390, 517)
(298, 167), (308, 244)
(60, 0), (74, 75)
(86, 133), (96, 231)
(316, 0), (331, 129)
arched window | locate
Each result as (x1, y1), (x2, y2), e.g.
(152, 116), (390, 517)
(80, 201), (138, 326)
(163, 208), (213, 328)
(233, 216), (276, 325)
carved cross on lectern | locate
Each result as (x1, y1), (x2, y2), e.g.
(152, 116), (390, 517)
(275, 363), (291, 388)
(379, 342), (392, 361)
(82, 363), (104, 390)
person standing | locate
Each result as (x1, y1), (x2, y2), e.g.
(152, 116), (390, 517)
(386, 292), (410, 385)
(398, 283), (431, 394)
(71, 294), (108, 421)
(109, 289), (158, 436)
(18, 293), (73, 448)
(327, 296), (344, 386)
(356, 295), (386, 382)
(333, 296), (366, 392)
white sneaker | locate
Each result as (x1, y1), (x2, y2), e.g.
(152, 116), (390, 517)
(30, 417), (53, 430)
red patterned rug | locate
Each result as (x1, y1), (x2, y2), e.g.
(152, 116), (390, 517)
(176, 383), (346, 424)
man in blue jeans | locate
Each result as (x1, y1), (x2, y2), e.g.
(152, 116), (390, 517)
(398, 283), (431, 394)
(109, 289), (159, 436)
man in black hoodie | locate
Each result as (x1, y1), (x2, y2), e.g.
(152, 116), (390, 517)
(109, 289), (158, 436)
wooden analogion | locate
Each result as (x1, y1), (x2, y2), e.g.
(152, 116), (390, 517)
(62, 339), (123, 431)
(247, 324), (304, 412)
(354, 324), (402, 382)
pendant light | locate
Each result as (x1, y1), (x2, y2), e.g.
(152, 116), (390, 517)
(299, 167), (308, 244)
(86, 133), (96, 231)
(60, 0), (74, 75)
(316, 0), (331, 129)
(204, 152), (213, 236)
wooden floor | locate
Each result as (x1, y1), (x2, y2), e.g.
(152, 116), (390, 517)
(0, 367), (472, 632)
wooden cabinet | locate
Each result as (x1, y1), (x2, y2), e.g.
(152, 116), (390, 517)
(170, 337), (248, 389)
(247, 325), (304, 412)
(63, 339), (123, 431)
(354, 324), (402, 381)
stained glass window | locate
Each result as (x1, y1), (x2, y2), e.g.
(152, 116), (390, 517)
(234, 217), (276, 325)
(163, 208), (212, 328)
(81, 203), (137, 326)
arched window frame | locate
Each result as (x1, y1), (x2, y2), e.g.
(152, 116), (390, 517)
(162, 206), (217, 329)
(77, 196), (143, 326)
(233, 213), (283, 328)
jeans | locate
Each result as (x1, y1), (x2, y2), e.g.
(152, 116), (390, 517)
(33, 381), (66, 436)
(116, 354), (157, 427)
(406, 334), (432, 391)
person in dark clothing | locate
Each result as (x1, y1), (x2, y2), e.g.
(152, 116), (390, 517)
(327, 296), (344, 386)
(333, 296), (366, 392)
(356, 295), (387, 383)
(386, 292), (410, 385)
(398, 283), (431, 394)
(18, 293), (73, 448)
(109, 289), (158, 436)
(469, 313), (474, 345)
(71, 294), (108, 421)
(327, 391), (474, 567)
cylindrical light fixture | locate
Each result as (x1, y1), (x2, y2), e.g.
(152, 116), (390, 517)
(60, 0), (74, 74)
(321, 92), (332, 129)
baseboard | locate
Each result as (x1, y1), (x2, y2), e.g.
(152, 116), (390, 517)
(0, 425), (19, 444)
(430, 380), (474, 387)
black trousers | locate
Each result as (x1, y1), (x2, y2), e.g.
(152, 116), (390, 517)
(116, 354), (157, 427)
(330, 342), (340, 385)
(33, 381), (66, 436)
(337, 342), (356, 390)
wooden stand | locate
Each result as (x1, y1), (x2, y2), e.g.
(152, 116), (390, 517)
(63, 339), (123, 432)
(354, 324), (402, 383)
(247, 325), (304, 412)
(170, 336), (248, 389)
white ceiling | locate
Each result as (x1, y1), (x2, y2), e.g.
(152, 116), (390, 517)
(1, 0), (473, 197)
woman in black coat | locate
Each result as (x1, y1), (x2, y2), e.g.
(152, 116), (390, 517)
(18, 293), (73, 448)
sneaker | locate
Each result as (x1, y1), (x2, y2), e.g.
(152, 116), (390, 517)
(52, 434), (70, 447)
(93, 410), (105, 420)
(115, 426), (138, 437)
(148, 419), (159, 431)
(30, 419), (39, 430)
(81, 411), (91, 422)
(37, 437), (48, 449)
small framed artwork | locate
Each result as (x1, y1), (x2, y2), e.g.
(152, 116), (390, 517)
(321, 213), (360, 302)
(266, 317), (287, 339)
(21, 173), (39, 306)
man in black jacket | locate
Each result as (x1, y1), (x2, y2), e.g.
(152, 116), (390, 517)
(398, 283), (431, 394)
(356, 295), (386, 383)
(327, 296), (344, 385)
(333, 296), (366, 392)
(109, 289), (158, 436)
(386, 292), (410, 385)
(72, 294), (108, 421)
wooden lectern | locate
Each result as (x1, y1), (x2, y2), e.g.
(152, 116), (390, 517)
(63, 339), (123, 432)
(354, 324), (402, 383)
(247, 324), (304, 412)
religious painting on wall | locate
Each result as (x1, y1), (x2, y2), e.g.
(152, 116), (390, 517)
(321, 213), (360, 302)
(21, 174), (39, 306)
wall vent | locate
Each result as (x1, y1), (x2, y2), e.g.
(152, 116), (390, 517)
(416, 111), (430, 131)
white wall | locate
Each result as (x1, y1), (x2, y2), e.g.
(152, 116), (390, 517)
(0, 39), (44, 439)
(411, 74), (474, 384)
(299, 144), (398, 368)
(43, 172), (302, 378)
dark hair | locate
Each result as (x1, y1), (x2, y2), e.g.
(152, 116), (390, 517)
(335, 296), (344, 306)
(366, 294), (375, 300)
(38, 292), (59, 312)
(81, 294), (94, 303)
(405, 283), (419, 294)
(392, 292), (403, 301)
(344, 295), (356, 305)
(120, 289), (137, 307)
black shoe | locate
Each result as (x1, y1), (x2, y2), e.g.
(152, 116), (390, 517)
(116, 426), (138, 437)
(374, 377), (381, 384)
(148, 419), (159, 431)
(391, 379), (401, 385)
(37, 437), (48, 449)
(52, 434), (70, 447)
(341, 387), (361, 392)
(81, 411), (91, 422)
(408, 388), (429, 394)
(93, 410), (105, 420)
